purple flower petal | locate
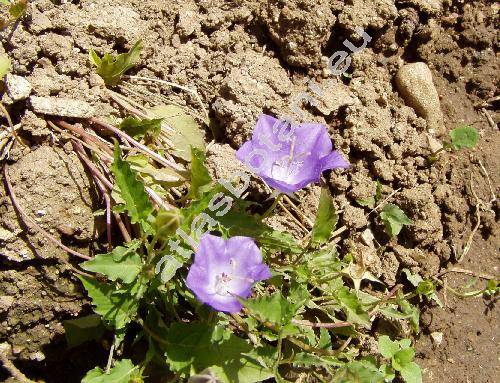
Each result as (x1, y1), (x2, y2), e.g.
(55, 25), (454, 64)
(321, 150), (350, 170)
(186, 234), (272, 313)
(236, 114), (349, 193)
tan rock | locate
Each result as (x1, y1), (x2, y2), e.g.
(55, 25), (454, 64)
(29, 96), (95, 118)
(395, 62), (445, 135)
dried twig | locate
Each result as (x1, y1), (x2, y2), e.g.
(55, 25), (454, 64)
(477, 159), (497, 204)
(0, 103), (24, 147)
(124, 75), (209, 122)
(89, 117), (187, 176)
(0, 343), (36, 383)
(368, 188), (401, 216)
(457, 174), (483, 262)
(72, 142), (132, 243)
(437, 267), (497, 281)
(291, 319), (351, 329)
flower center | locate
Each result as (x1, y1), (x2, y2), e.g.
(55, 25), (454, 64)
(214, 272), (233, 296)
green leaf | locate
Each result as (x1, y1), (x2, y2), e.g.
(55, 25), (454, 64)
(380, 203), (412, 237)
(0, 53), (11, 78)
(119, 117), (162, 140)
(63, 314), (105, 348)
(393, 348), (415, 371)
(333, 359), (388, 383)
(400, 361), (422, 383)
(81, 244), (143, 284)
(127, 154), (182, 184)
(89, 40), (142, 86)
(244, 292), (295, 327)
(164, 323), (274, 383)
(149, 104), (205, 161)
(397, 293), (420, 333)
(258, 230), (302, 254)
(79, 276), (138, 330)
(82, 359), (138, 383)
(375, 180), (383, 202)
(356, 197), (375, 208)
(9, 0), (26, 19)
(402, 269), (423, 287)
(111, 143), (153, 226)
(154, 208), (183, 240)
(311, 188), (338, 245)
(378, 335), (400, 359)
(449, 126), (479, 150)
(187, 147), (212, 199)
(336, 287), (370, 326)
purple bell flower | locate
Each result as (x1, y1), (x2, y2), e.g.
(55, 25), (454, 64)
(236, 114), (349, 193)
(186, 234), (272, 313)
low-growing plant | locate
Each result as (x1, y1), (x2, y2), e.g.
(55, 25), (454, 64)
(89, 40), (143, 86)
(47, 112), (431, 383)
(428, 125), (479, 163)
(0, 0), (27, 28)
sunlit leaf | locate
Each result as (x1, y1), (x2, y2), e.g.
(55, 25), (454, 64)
(89, 40), (142, 86)
(149, 104), (205, 161)
(449, 126), (479, 150)
(380, 203), (412, 237)
(311, 188), (338, 245)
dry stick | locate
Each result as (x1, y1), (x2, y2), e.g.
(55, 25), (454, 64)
(94, 177), (112, 252)
(0, 345), (36, 383)
(368, 188), (401, 216)
(124, 75), (209, 121)
(457, 174), (482, 262)
(368, 284), (401, 317)
(54, 120), (113, 156)
(72, 142), (132, 243)
(477, 159), (497, 204)
(0, 103), (24, 147)
(107, 89), (149, 119)
(283, 195), (314, 228)
(278, 201), (309, 233)
(481, 108), (497, 130)
(3, 165), (91, 260)
(291, 319), (351, 329)
(437, 267), (497, 281)
(88, 117), (187, 176)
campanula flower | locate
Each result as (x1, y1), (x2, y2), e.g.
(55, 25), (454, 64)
(186, 234), (272, 313)
(236, 114), (349, 193)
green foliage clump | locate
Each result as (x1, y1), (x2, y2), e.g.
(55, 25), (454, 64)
(67, 118), (465, 383)
(89, 40), (143, 86)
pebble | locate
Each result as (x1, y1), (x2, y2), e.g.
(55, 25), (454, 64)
(395, 62), (445, 135)
(0, 296), (15, 312)
(29, 96), (95, 118)
(5, 74), (32, 102)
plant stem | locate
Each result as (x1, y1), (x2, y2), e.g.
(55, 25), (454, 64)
(88, 117), (187, 176)
(260, 194), (283, 220)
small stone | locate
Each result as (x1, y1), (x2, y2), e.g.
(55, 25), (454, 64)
(0, 296), (15, 312)
(5, 74), (32, 101)
(57, 224), (77, 237)
(0, 227), (15, 242)
(30, 351), (46, 361)
(395, 62), (445, 135)
(431, 331), (443, 347)
(36, 209), (46, 217)
(29, 96), (95, 118)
